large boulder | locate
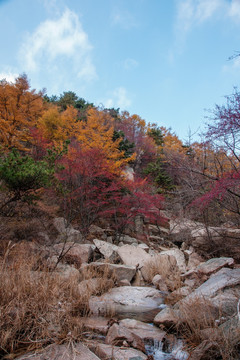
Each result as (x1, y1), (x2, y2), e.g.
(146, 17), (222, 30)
(53, 242), (93, 266)
(89, 286), (165, 322)
(16, 343), (100, 360)
(80, 262), (136, 283)
(178, 268), (240, 318)
(182, 268), (240, 300)
(185, 257), (235, 277)
(154, 306), (180, 329)
(117, 244), (151, 267)
(93, 239), (120, 262)
(53, 217), (83, 243)
(160, 248), (186, 273)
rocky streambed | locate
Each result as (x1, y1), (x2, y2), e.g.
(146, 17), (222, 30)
(14, 218), (240, 359)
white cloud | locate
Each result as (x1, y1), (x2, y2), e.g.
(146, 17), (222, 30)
(176, 0), (223, 36)
(228, 0), (240, 21)
(101, 87), (132, 110)
(111, 8), (138, 29)
(124, 58), (138, 70)
(0, 68), (18, 82)
(19, 8), (96, 82)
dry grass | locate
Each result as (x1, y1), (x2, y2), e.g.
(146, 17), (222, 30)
(79, 263), (116, 296)
(0, 255), (87, 359)
(177, 296), (240, 360)
(143, 254), (182, 292)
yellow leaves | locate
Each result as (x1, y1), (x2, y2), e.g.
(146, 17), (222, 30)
(160, 127), (184, 153)
(37, 105), (79, 147)
(0, 75), (44, 151)
(77, 107), (134, 174)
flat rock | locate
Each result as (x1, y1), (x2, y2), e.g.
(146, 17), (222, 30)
(89, 286), (164, 322)
(119, 318), (166, 343)
(117, 244), (151, 267)
(79, 316), (109, 335)
(15, 343), (100, 360)
(105, 323), (146, 352)
(80, 262), (136, 283)
(182, 268), (240, 300)
(195, 257), (234, 275)
(90, 343), (147, 360)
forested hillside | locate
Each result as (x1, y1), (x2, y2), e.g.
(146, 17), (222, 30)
(0, 75), (240, 360)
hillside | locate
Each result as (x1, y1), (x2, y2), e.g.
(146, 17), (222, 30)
(0, 75), (240, 359)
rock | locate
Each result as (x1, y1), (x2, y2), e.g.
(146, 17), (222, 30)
(170, 286), (191, 298)
(141, 254), (177, 282)
(186, 252), (204, 270)
(210, 286), (240, 317)
(89, 225), (106, 239)
(135, 215), (144, 234)
(119, 318), (166, 343)
(117, 244), (151, 267)
(120, 235), (139, 245)
(89, 286), (164, 322)
(52, 262), (79, 279)
(53, 217), (83, 243)
(188, 340), (220, 360)
(131, 269), (145, 286)
(149, 224), (170, 236)
(78, 278), (114, 296)
(154, 306), (179, 329)
(15, 343), (100, 360)
(118, 279), (131, 286)
(152, 274), (168, 292)
(79, 316), (109, 335)
(90, 343), (147, 360)
(169, 218), (201, 243)
(160, 249), (186, 273)
(183, 268), (240, 300)
(93, 239), (120, 262)
(80, 262), (136, 283)
(138, 243), (150, 252)
(106, 323), (146, 352)
(53, 242), (93, 266)
(179, 268), (240, 318)
(195, 257), (234, 275)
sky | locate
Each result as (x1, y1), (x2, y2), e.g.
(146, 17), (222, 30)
(1, 0), (240, 142)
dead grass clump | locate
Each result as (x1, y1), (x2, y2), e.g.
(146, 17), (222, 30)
(80, 263), (116, 296)
(143, 254), (182, 291)
(0, 257), (88, 359)
(177, 296), (240, 359)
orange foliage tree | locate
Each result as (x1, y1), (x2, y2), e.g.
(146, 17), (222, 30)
(77, 107), (135, 174)
(37, 105), (80, 148)
(0, 75), (44, 152)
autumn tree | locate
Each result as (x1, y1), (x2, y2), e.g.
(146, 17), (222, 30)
(37, 104), (80, 149)
(0, 74), (44, 152)
(115, 111), (156, 172)
(77, 107), (135, 174)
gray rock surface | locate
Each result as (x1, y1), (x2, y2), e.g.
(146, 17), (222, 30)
(15, 343), (100, 360)
(117, 244), (151, 267)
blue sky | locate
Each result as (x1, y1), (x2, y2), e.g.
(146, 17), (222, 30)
(1, 0), (240, 142)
